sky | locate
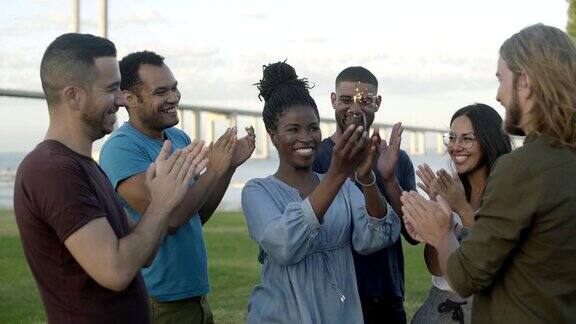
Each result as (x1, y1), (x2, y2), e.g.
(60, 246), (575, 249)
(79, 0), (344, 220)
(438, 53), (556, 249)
(0, 0), (570, 152)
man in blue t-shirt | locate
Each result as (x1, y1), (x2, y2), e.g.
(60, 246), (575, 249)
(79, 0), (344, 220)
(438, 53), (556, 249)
(313, 66), (418, 324)
(99, 51), (255, 323)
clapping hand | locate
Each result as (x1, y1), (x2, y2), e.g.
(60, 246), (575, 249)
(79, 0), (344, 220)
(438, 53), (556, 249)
(417, 163), (439, 201)
(435, 169), (467, 212)
(355, 128), (381, 184)
(377, 122), (403, 182)
(231, 126), (256, 169)
(206, 127), (237, 176)
(400, 191), (453, 248)
(184, 139), (210, 178)
(146, 140), (207, 210)
(330, 124), (369, 178)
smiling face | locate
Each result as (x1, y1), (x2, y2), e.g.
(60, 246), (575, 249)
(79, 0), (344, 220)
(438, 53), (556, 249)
(127, 63), (181, 137)
(448, 115), (485, 174)
(331, 81), (381, 133)
(81, 56), (126, 140)
(271, 105), (322, 171)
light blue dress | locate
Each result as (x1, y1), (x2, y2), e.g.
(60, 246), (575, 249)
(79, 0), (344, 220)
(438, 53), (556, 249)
(241, 174), (401, 323)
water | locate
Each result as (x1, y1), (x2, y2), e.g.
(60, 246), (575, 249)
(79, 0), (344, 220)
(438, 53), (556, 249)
(0, 152), (450, 210)
(0, 152), (25, 209)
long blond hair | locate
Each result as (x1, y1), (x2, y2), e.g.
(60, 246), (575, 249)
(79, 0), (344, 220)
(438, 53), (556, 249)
(500, 24), (576, 148)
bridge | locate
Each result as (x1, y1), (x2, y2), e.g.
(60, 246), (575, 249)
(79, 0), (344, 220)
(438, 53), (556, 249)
(0, 87), (448, 210)
(0, 88), (447, 160)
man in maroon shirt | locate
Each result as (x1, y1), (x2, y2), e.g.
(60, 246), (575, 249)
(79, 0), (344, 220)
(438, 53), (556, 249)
(13, 33), (207, 323)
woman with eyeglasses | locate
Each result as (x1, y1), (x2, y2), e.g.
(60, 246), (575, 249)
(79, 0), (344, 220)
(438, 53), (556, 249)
(412, 103), (512, 324)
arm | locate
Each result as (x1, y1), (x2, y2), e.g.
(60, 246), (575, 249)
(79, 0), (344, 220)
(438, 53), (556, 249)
(241, 125), (370, 265)
(335, 127), (400, 254)
(197, 169), (234, 224)
(165, 129), (235, 231)
(424, 244), (442, 276)
(125, 215), (163, 268)
(452, 204), (476, 228)
(375, 124), (420, 245)
(118, 167), (221, 233)
(382, 177), (403, 217)
(424, 212), (466, 276)
(400, 191), (457, 280)
(435, 231), (460, 281)
(375, 123), (404, 217)
(64, 141), (199, 291)
(350, 180), (401, 255)
(242, 171), (370, 265)
(387, 175), (421, 245)
(198, 125), (256, 224)
(116, 141), (211, 234)
(242, 181), (325, 266)
(445, 157), (537, 297)
(309, 124), (372, 221)
(125, 216), (156, 268)
(355, 133), (389, 219)
(65, 201), (171, 291)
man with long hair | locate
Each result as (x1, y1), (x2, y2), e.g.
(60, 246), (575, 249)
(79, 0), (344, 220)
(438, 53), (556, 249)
(401, 24), (576, 322)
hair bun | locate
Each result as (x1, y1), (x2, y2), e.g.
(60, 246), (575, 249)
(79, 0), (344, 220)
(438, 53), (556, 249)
(256, 61), (309, 101)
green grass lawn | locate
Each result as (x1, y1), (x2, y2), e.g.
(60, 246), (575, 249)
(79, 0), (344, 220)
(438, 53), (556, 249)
(0, 210), (430, 323)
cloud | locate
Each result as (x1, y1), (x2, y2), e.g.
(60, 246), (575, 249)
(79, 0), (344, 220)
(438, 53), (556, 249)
(3, 12), (69, 34)
(240, 12), (268, 20)
(112, 8), (168, 25)
(166, 45), (220, 59)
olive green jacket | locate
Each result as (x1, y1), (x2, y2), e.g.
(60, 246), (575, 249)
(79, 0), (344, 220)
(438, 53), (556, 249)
(447, 134), (576, 323)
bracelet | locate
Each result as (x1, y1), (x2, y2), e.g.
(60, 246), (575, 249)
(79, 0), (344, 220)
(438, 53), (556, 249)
(355, 170), (376, 187)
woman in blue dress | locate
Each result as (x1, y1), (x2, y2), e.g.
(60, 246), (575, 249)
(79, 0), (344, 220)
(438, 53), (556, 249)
(241, 61), (401, 323)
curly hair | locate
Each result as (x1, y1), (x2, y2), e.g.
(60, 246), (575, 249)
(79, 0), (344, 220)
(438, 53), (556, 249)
(119, 50), (165, 93)
(255, 61), (318, 131)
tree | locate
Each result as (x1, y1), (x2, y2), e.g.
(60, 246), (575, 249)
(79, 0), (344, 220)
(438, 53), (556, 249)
(568, 0), (576, 39)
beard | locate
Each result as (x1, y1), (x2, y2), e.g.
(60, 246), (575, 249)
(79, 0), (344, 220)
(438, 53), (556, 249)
(504, 89), (526, 137)
(81, 97), (112, 141)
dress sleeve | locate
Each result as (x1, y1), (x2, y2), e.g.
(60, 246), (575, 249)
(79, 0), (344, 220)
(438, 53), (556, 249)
(446, 155), (538, 297)
(346, 180), (401, 255)
(241, 180), (322, 265)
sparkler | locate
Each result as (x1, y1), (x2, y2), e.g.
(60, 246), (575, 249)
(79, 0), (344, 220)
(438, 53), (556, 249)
(351, 82), (370, 130)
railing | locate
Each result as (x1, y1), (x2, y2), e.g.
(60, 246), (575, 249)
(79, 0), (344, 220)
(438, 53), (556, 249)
(1, 88), (450, 210)
(0, 88), (447, 158)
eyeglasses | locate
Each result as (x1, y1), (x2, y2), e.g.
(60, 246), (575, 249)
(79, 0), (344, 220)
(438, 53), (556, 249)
(442, 132), (476, 149)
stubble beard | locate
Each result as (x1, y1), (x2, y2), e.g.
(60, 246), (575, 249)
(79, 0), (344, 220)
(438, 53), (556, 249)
(81, 97), (109, 141)
(504, 89), (526, 137)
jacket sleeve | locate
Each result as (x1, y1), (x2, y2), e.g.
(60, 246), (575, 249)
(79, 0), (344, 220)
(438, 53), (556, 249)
(446, 155), (538, 297)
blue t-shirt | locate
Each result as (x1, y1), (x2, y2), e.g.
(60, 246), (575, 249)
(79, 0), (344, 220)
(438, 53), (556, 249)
(313, 137), (416, 299)
(99, 122), (209, 301)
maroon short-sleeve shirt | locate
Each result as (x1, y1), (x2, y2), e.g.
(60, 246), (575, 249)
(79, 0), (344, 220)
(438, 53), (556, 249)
(14, 140), (150, 323)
